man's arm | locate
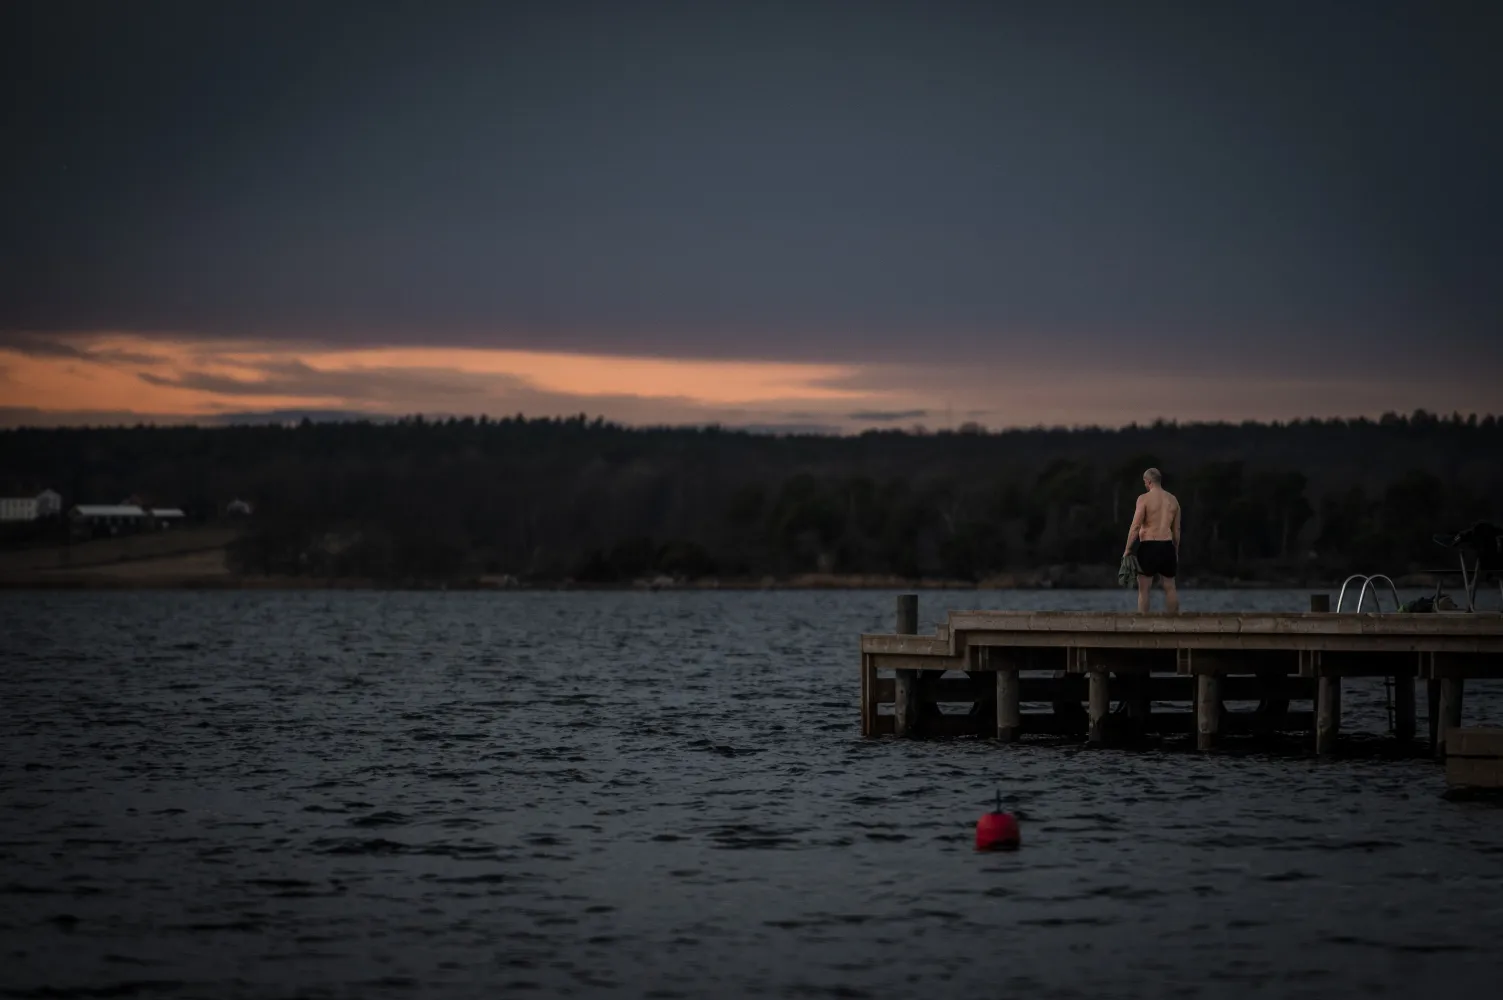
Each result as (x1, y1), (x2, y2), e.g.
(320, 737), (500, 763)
(1124, 497), (1144, 556)
(1172, 503), (1181, 549)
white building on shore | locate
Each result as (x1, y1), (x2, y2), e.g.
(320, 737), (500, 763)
(68, 503), (187, 536)
(0, 489), (62, 522)
(69, 504), (148, 533)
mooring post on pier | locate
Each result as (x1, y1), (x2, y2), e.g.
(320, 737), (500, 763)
(1317, 674), (1342, 754)
(1307, 595), (1335, 753)
(1196, 673), (1221, 750)
(1436, 678), (1464, 758)
(1088, 668), (1109, 745)
(893, 594), (920, 738)
(996, 652), (1021, 742)
(895, 594), (918, 635)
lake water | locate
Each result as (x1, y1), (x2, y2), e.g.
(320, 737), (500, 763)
(3, 589), (1502, 999)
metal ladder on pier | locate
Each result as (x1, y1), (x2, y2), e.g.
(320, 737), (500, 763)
(1334, 573), (1403, 734)
(1335, 573), (1401, 614)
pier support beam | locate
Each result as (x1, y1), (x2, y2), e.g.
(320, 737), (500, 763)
(1316, 675), (1341, 755)
(996, 667), (1021, 742)
(1427, 678), (1441, 747)
(1196, 674), (1221, 751)
(894, 673), (919, 737)
(860, 653), (877, 737)
(1088, 670), (1109, 745)
(1394, 670), (1416, 743)
(893, 594), (920, 737)
(1436, 678), (1464, 758)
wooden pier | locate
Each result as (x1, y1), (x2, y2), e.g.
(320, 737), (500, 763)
(859, 596), (1503, 754)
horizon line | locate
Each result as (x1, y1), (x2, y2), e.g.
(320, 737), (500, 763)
(2, 407), (1498, 437)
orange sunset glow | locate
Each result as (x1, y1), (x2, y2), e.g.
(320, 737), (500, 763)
(2, 331), (1490, 432)
(0, 333), (899, 428)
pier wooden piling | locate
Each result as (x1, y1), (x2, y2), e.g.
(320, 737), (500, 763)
(1427, 678), (1442, 746)
(995, 657), (1021, 742)
(1316, 675), (1341, 754)
(860, 609), (1503, 754)
(1088, 669), (1109, 745)
(1437, 678), (1465, 757)
(1196, 674), (1222, 750)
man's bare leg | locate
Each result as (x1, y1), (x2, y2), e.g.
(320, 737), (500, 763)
(1137, 574), (1152, 613)
(1163, 577), (1180, 614)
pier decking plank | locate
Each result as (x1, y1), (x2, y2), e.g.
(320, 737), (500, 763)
(861, 612), (1503, 661)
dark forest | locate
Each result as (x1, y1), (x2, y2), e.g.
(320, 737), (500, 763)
(2, 410), (1498, 585)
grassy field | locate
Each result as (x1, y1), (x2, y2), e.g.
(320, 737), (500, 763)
(0, 525), (240, 578)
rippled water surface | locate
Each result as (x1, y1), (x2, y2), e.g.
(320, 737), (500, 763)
(3, 589), (1503, 999)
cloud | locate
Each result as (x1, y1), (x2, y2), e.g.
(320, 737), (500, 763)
(93, 347), (172, 365)
(54, 339), (870, 429)
(848, 409), (929, 422)
(0, 331), (169, 366)
(138, 359), (513, 402)
(0, 332), (90, 359)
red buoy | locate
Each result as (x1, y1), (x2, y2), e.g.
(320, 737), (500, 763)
(975, 792), (1020, 851)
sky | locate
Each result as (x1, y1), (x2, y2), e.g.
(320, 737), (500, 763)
(2, 1), (1499, 431)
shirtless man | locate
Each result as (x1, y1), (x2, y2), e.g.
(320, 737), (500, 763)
(1123, 468), (1181, 613)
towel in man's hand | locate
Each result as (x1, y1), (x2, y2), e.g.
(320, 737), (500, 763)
(1117, 552), (1140, 588)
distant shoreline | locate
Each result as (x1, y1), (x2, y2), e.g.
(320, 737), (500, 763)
(0, 528), (1448, 592)
(0, 571), (1433, 592)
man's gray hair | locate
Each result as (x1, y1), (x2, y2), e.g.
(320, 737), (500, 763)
(1144, 467), (1162, 484)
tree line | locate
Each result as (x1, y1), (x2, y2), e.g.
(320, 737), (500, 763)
(1, 410), (1498, 583)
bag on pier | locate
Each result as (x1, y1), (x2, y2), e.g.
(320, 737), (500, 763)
(1399, 594), (1459, 613)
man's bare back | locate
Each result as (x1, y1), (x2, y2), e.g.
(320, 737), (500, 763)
(1137, 488), (1180, 542)
(1124, 468), (1181, 612)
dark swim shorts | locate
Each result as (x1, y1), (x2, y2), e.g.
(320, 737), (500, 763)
(1136, 540), (1177, 579)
